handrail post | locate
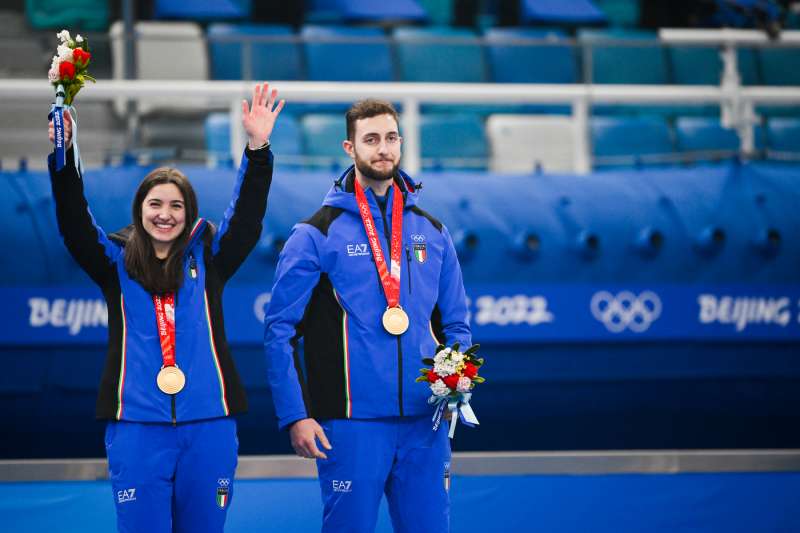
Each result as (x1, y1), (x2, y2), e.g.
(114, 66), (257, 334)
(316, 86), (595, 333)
(572, 97), (590, 174)
(402, 98), (421, 175)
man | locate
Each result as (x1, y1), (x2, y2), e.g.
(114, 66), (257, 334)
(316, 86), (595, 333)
(264, 99), (471, 532)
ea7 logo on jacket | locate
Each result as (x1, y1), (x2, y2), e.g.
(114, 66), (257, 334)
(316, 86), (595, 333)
(117, 488), (136, 503)
(346, 243), (370, 257)
(332, 480), (352, 493)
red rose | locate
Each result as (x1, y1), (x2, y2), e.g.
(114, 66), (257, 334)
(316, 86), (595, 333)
(443, 374), (460, 390)
(73, 48), (91, 66)
(427, 371), (439, 383)
(463, 362), (478, 378)
(59, 61), (75, 80)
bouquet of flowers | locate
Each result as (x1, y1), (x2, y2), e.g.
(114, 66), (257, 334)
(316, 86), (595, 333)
(49, 29), (93, 173)
(416, 342), (484, 438)
(49, 30), (94, 106)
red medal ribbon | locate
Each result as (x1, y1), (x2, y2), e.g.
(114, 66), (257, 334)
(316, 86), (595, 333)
(153, 293), (176, 367)
(354, 178), (403, 308)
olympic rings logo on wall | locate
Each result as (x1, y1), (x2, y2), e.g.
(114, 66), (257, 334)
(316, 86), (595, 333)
(590, 290), (662, 333)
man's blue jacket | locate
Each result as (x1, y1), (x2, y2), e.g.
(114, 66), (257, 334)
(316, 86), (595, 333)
(264, 167), (471, 429)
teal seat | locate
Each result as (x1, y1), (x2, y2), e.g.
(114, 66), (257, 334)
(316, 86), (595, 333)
(394, 27), (486, 82)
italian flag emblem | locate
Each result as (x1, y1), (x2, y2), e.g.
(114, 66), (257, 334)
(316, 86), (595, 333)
(217, 487), (229, 509)
(413, 243), (427, 263)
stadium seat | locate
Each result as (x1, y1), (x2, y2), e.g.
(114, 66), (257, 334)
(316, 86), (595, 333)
(674, 117), (741, 160)
(520, 0), (607, 26)
(302, 25), (393, 82)
(26, 0), (109, 30)
(394, 27), (486, 82)
(301, 114), (351, 168)
(306, 0), (427, 23)
(109, 21), (209, 114)
(766, 117), (800, 154)
(208, 24), (302, 81)
(578, 29), (668, 84)
(591, 115), (674, 166)
(153, 0), (250, 20)
(485, 28), (578, 84)
(760, 47), (800, 86)
(669, 45), (760, 85)
(420, 114), (488, 170)
(487, 115), (576, 174)
(593, 0), (639, 27)
(205, 112), (302, 167)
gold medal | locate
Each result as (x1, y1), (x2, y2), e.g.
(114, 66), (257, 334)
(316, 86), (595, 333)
(382, 306), (409, 336)
(156, 365), (185, 395)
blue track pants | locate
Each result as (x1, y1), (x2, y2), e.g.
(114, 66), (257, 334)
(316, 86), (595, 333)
(316, 416), (451, 533)
(105, 417), (238, 533)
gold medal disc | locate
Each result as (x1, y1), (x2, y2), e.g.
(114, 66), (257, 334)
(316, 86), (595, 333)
(382, 307), (409, 335)
(157, 365), (186, 395)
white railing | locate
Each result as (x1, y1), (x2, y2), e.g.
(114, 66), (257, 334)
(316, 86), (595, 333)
(2, 78), (800, 173)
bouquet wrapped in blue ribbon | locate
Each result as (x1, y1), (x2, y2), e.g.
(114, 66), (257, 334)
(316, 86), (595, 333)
(48, 29), (94, 174)
(416, 343), (484, 439)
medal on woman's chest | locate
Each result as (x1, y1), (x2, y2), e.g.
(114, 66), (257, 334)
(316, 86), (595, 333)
(153, 293), (186, 394)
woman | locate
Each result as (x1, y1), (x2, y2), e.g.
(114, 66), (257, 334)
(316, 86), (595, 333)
(47, 82), (284, 532)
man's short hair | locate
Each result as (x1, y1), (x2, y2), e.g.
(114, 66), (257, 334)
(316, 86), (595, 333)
(346, 99), (400, 141)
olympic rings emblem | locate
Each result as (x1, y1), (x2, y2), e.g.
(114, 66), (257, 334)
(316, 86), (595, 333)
(218, 478), (231, 487)
(410, 234), (426, 242)
(590, 290), (662, 333)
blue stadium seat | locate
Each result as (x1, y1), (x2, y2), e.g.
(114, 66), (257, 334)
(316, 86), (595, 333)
(674, 117), (741, 158)
(760, 47), (800, 86)
(485, 28), (578, 84)
(154, 0), (250, 20)
(301, 25), (393, 82)
(421, 114), (488, 170)
(301, 114), (350, 168)
(591, 115), (674, 165)
(669, 45), (760, 85)
(520, 0), (607, 26)
(394, 27), (486, 82)
(767, 117), (800, 152)
(594, 0), (638, 27)
(207, 24), (302, 81)
(205, 112), (302, 167)
(306, 0), (427, 23)
(578, 29), (668, 84)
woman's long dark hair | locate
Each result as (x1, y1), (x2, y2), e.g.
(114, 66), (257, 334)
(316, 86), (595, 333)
(124, 167), (199, 295)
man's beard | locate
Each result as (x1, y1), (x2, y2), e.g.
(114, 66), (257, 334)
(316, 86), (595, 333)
(354, 151), (398, 182)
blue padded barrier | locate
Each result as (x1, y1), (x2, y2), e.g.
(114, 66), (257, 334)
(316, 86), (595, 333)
(760, 46), (800, 86)
(675, 116), (742, 158)
(204, 112), (302, 168)
(207, 24), (302, 81)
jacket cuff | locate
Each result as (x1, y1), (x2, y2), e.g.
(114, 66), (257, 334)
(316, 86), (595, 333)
(244, 145), (273, 166)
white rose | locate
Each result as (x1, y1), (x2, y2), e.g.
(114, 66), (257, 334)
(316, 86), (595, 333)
(76, 34), (84, 43)
(50, 55), (60, 69)
(57, 30), (71, 43)
(57, 44), (73, 61)
(430, 380), (450, 397)
(433, 361), (450, 377)
(433, 350), (446, 364)
(456, 376), (472, 393)
(48, 67), (59, 82)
